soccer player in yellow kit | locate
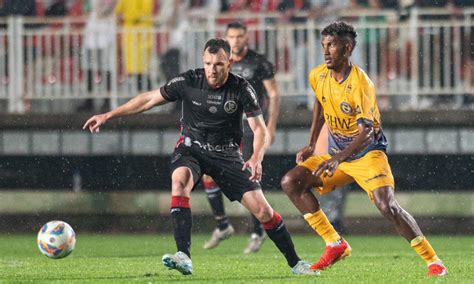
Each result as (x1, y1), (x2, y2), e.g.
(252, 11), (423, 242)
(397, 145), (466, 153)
(280, 21), (448, 276)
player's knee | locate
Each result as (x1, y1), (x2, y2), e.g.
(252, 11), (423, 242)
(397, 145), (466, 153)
(377, 199), (401, 219)
(280, 173), (297, 194)
(171, 180), (188, 195)
(254, 207), (274, 223)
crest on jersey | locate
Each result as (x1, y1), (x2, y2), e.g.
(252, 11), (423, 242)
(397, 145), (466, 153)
(340, 102), (353, 115)
(224, 100), (237, 114)
(209, 106), (218, 113)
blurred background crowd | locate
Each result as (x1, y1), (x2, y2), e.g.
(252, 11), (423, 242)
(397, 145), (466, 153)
(0, 0), (472, 113)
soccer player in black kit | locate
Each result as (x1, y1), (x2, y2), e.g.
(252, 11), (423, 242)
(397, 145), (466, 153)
(83, 38), (317, 276)
(202, 21), (281, 253)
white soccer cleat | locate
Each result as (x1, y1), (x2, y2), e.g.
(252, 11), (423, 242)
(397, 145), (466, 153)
(202, 225), (235, 249)
(162, 251), (193, 275)
(292, 260), (321, 275)
(243, 232), (266, 254)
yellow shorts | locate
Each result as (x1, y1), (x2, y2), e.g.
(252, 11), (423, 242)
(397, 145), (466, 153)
(298, 150), (395, 201)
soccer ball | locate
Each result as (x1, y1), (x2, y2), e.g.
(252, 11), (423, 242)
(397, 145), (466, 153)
(37, 220), (76, 259)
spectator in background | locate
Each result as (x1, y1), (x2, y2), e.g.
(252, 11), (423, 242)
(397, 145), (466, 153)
(0, 0), (36, 17)
(44, 0), (68, 16)
(77, 0), (117, 112)
(115, 0), (154, 93)
(159, 0), (188, 82)
(159, 0), (222, 81)
(0, 0), (37, 112)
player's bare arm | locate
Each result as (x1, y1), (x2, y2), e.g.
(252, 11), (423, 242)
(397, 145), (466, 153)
(296, 99), (325, 163)
(82, 89), (168, 133)
(313, 122), (374, 177)
(243, 114), (267, 181)
(262, 78), (280, 146)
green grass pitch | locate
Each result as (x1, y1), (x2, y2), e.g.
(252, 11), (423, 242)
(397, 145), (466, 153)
(0, 234), (472, 283)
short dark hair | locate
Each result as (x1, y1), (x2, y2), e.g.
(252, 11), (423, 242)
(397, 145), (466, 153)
(204, 38), (231, 57)
(322, 21), (357, 51)
(226, 21), (247, 32)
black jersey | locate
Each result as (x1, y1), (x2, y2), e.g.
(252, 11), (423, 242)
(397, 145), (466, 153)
(160, 68), (262, 145)
(230, 49), (275, 111)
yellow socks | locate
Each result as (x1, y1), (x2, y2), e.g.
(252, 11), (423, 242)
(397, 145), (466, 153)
(410, 236), (440, 264)
(304, 209), (341, 245)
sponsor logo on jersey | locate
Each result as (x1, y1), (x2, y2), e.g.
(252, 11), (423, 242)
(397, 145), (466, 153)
(170, 153), (182, 163)
(184, 137), (192, 146)
(355, 105), (361, 114)
(325, 113), (353, 130)
(224, 100), (237, 114)
(346, 84), (352, 94)
(365, 173), (387, 183)
(166, 76), (185, 86)
(209, 106), (218, 113)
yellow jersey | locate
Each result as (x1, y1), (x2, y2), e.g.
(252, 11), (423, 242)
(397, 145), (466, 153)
(308, 63), (387, 160)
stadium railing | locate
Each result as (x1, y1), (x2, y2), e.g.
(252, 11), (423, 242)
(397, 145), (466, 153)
(0, 7), (472, 113)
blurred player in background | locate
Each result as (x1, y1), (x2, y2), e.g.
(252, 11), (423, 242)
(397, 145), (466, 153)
(281, 21), (448, 276)
(202, 21), (281, 254)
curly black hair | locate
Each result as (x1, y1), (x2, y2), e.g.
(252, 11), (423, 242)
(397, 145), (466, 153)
(322, 21), (357, 51)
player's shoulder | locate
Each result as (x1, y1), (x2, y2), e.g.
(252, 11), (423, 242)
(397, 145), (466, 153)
(351, 64), (374, 89)
(229, 71), (250, 88)
(246, 49), (264, 60)
(247, 49), (272, 64)
(169, 68), (205, 86)
(229, 72), (256, 96)
(309, 64), (329, 81)
(184, 68), (205, 81)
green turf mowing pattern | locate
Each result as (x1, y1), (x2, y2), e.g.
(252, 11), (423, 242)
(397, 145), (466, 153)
(0, 234), (472, 283)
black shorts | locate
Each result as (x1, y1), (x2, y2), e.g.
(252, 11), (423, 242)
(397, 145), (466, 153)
(170, 143), (261, 202)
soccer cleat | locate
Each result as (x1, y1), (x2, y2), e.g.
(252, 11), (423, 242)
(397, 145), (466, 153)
(202, 225), (235, 249)
(291, 260), (321, 275)
(427, 262), (448, 276)
(310, 238), (352, 270)
(243, 232), (266, 254)
(162, 251), (193, 275)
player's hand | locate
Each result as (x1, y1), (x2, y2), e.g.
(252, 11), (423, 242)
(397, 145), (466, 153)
(242, 157), (262, 182)
(83, 113), (108, 133)
(312, 156), (340, 178)
(296, 145), (314, 163)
